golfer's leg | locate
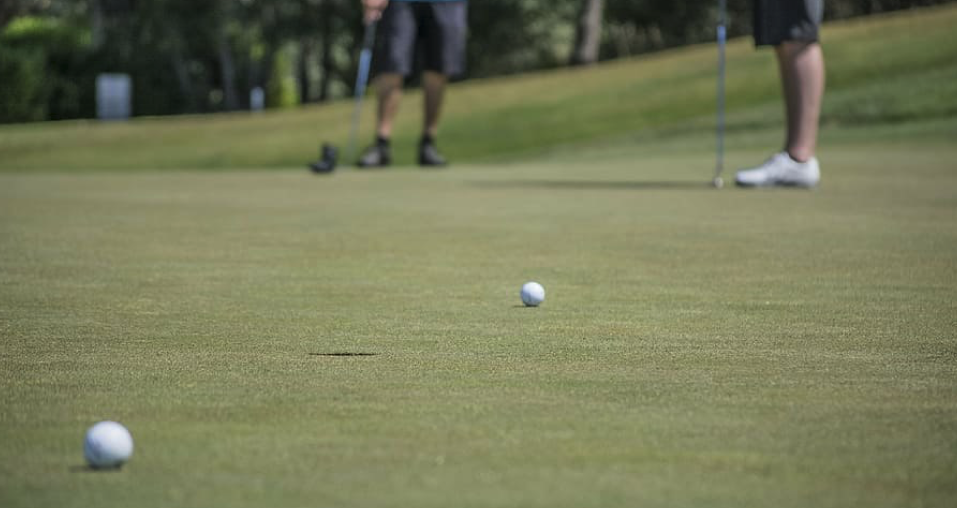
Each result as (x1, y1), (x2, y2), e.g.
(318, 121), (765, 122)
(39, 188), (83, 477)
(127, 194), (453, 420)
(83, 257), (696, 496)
(375, 73), (404, 139)
(420, 0), (465, 140)
(371, 1), (415, 141)
(422, 71), (447, 139)
(776, 41), (825, 162)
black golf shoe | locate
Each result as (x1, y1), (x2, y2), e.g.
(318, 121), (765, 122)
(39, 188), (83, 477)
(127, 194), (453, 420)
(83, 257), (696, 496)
(419, 139), (448, 168)
(309, 144), (338, 174)
(357, 143), (391, 168)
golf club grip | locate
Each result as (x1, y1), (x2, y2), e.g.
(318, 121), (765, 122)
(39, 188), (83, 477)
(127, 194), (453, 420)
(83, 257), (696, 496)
(362, 20), (378, 51)
(354, 21), (377, 102)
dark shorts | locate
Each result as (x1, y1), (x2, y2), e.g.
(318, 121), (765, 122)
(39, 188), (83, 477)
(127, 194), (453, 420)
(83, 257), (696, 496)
(374, 1), (468, 78)
(753, 0), (823, 46)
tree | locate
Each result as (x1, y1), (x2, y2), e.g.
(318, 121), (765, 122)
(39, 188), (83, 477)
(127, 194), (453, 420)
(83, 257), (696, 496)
(4, 0), (956, 122)
(213, 0), (240, 111)
(571, 0), (604, 65)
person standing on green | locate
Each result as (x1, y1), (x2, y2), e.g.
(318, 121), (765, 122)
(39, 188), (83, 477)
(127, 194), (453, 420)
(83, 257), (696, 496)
(359, 0), (468, 168)
(736, 0), (826, 187)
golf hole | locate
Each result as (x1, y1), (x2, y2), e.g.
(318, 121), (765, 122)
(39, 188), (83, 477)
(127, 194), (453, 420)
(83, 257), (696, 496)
(309, 352), (379, 357)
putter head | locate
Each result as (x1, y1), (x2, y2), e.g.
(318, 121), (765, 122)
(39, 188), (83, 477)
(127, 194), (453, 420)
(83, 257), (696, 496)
(309, 143), (338, 174)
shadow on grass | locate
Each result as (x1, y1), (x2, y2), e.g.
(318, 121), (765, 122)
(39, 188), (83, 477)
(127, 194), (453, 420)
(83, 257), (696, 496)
(469, 180), (714, 191)
(69, 465), (124, 473)
(308, 352), (379, 357)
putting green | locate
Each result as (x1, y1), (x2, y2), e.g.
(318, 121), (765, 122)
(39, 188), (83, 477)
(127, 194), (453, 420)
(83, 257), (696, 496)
(1, 131), (956, 507)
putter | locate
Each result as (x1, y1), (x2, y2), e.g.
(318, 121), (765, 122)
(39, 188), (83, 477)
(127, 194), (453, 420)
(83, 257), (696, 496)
(712, 0), (728, 188)
(310, 20), (378, 174)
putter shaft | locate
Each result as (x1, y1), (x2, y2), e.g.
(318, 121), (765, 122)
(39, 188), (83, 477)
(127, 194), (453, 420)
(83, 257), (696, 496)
(347, 21), (378, 162)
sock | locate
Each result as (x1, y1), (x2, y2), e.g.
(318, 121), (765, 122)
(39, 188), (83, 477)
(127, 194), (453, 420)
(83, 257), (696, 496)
(420, 134), (436, 147)
(376, 136), (390, 148)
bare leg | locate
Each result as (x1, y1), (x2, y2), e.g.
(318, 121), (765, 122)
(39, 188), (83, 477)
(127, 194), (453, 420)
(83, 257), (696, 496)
(375, 73), (404, 138)
(775, 41), (825, 162)
(422, 71), (448, 139)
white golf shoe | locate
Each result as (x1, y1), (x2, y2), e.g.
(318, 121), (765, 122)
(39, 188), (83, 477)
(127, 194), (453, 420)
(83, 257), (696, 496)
(735, 152), (821, 188)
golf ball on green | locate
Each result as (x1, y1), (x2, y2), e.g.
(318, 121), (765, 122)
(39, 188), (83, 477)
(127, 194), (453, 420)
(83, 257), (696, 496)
(84, 421), (133, 469)
(521, 282), (545, 307)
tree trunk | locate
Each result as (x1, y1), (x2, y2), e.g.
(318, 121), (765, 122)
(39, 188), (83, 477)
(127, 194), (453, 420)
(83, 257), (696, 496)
(297, 37), (312, 104)
(0, 0), (22, 30)
(317, 4), (334, 102)
(218, 31), (239, 111)
(571, 0), (604, 66)
(255, 43), (279, 108)
(90, 0), (105, 49)
(170, 48), (197, 113)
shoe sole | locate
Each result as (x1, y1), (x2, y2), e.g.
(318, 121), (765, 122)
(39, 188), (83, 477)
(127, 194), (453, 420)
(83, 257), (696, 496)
(735, 179), (819, 188)
(356, 159), (392, 169)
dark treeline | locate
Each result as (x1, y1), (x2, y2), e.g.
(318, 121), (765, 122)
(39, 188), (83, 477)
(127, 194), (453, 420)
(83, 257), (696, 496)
(0, 0), (951, 123)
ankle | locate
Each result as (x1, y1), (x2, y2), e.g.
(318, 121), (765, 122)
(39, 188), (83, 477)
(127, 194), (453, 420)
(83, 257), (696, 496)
(420, 133), (436, 146)
(786, 149), (813, 164)
(376, 136), (390, 148)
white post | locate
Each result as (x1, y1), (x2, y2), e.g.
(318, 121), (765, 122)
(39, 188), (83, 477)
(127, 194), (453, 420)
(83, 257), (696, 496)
(96, 74), (133, 121)
(250, 87), (265, 112)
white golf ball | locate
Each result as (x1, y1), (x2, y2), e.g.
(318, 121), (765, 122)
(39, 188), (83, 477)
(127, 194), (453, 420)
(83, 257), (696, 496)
(84, 421), (133, 469)
(520, 282), (545, 307)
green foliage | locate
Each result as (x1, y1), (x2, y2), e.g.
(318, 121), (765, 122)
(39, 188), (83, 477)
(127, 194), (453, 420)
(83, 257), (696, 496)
(466, 0), (578, 76)
(2, 1), (957, 122)
(0, 16), (94, 123)
(0, 44), (45, 122)
(2, 15), (90, 45)
(267, 48), (300, 108)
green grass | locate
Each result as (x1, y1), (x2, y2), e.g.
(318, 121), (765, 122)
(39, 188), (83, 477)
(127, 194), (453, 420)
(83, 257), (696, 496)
(2, 6), (957, 508)
(2, 141), (956, 508)
(1, 4), (957, 171)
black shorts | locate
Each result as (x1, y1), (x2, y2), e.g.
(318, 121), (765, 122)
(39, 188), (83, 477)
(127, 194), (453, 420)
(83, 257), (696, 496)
(374, 1), (468, 78)
(753, 0), (823, 46)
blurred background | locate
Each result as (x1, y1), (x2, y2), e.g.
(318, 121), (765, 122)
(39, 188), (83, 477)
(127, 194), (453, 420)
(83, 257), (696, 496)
(0, 0), (952, 124)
